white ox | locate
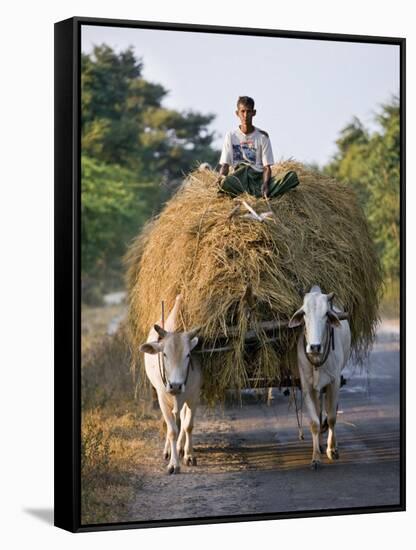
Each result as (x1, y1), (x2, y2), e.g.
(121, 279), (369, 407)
(288, 286), (351, 469)
(139, 295), (202, 474)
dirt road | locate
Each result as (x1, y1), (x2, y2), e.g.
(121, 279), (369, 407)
(129, 321), (401, 522)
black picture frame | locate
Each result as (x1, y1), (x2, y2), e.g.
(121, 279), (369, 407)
(54, 16), (406, 533)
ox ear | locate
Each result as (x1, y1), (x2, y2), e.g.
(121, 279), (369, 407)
(154, 324), (168, 339)
(187, 327), (200, 350)
(327, 309), (341, 327)
(139, 341), (162, 355)
(187, 327), (200, 339)
(326, 292), (335, 302)
(288, 308), (304, 328)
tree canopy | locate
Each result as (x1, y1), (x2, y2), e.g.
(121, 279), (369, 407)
(81, 45), (220, 300)
(325, 97), (400, 282)
(81, 45), (219, 178)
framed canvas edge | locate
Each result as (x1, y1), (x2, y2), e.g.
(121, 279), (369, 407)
(54, 16), (82, 533)
(399, 35), (406, 515)
(54, 15), (406, 534)
(73, 14), (405, 44)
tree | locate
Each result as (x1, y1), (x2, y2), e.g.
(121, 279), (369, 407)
(325, 97), (400, 281)
(81, 45), (219, 181)
(81, 155), (157, 299)
(80, 45), (220, 296)
(365, 100), (400, 281)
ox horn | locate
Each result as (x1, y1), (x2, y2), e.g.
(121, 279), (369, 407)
(326, 291), (335, 302)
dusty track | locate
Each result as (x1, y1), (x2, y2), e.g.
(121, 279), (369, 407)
(129, 321), (401, 522)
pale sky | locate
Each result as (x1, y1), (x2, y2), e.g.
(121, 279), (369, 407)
(82, 25), (400, 167)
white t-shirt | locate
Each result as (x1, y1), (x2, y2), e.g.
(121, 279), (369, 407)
(219, 127), (274, 173)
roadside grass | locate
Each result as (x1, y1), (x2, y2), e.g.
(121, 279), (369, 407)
(81, 300), (160, 525)
(81, 407), (160, 525)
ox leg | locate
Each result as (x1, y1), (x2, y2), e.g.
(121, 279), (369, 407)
(176, 406), (187, 458)
(325, 383), (340, 461)
(319, 390), (326, 454)
(163, 435), (170, 461)
(164, 414), (181, 460)
(162, 416), (170, 460)
(158, 399), (181, 474)
(267, 387), (274, 405)
(303, 389), (322, 469)
(182, 403), (197, 466)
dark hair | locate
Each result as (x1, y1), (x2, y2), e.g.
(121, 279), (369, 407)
(237, 96), (255, 109)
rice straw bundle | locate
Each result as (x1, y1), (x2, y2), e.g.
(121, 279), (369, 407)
(124, 161), (382, 401)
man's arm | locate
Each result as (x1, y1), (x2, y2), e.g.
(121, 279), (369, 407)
(261, 165), (272, 197)
(218, 132), (231, 179)
(260, 131), (274, 197)
(219, 163), (229, 177)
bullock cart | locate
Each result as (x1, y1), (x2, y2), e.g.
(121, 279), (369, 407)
(125, 161), (382, 404)
(192, 305), (349, 390)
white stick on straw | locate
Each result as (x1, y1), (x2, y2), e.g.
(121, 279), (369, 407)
(241, 200), (263, 222)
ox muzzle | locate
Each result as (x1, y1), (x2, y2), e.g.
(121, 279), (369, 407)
(166, 381), (184, 395)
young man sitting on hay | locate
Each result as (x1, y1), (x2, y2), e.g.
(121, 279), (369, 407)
(217, 96), (299, 199)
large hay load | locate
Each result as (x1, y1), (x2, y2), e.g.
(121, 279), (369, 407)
(125, 161), (382, 402)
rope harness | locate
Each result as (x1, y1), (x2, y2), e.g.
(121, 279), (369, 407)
(157, 350), (168, 387)
(292, 386), (304, 440)
(303, 321), (334, 368)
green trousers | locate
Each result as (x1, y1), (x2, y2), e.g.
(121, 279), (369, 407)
(219, 164), (299, 198)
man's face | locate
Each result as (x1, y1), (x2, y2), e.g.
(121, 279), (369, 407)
(236, 104), (256, 127)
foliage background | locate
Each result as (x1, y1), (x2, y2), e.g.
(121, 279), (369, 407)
(325, 98), (400, 285)
(81, 45), (220, 302)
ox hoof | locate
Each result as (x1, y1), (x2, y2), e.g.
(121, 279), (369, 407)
(167, 464), (180, 475)
(185, 456), (197, 466)
(310, 460), (321, 471)
(327, 449), (339, 461)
